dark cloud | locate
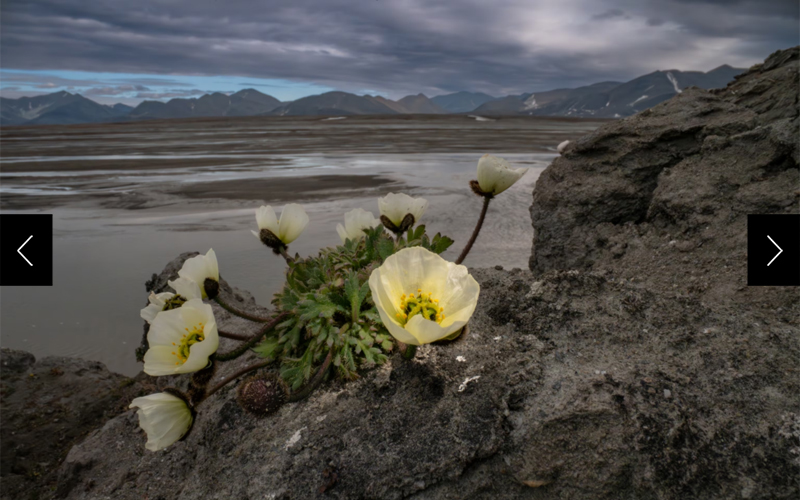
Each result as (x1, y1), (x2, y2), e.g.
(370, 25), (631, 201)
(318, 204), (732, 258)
(592, 9), (628, 20)
(83, 85), (150, 96)
(1, 0), (797, 97)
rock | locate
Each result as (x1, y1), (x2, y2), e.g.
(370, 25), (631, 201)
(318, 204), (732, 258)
(0, 349), (138, 500)
(530, 46), (799, 310)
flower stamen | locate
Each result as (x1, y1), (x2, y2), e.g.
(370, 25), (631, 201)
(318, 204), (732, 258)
(398, 291), (444, 326)
(175, 323), (205, 364)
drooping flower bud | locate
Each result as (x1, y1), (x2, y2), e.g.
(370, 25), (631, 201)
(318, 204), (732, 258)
(236, 373), (288, 417)
(252, 204), (309, 251)
(177, 249), (219, 299)
(336, 208), (382, 243)
(129, 390), (195, 451)
(476, 154), (528, 196)
(378, 193), (427, 234)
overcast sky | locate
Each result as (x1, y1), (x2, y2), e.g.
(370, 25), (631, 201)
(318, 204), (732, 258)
(1, 0), (797, 104)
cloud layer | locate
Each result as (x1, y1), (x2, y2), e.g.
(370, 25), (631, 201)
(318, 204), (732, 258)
(1, 0), (797, 98)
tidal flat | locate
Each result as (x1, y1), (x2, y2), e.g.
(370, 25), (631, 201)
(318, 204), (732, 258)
(0, 115), (605, 375)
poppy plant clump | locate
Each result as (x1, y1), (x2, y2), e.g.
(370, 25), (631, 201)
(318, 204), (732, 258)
(130, 156), (528, 452)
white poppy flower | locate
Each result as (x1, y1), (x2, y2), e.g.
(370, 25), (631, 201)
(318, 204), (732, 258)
(378, 193), (428, 227)
(251, 204), (309, 245)
(143, 298), (219, 376)
(368, 247), (480, 346)
(177, 249), (219, 299)
(336, 208), (382, 243)
(140, 278), (203, 324)
(129, 392), (193, 451)
(557, 140), (570, 153)
(476, 154), (528, 196)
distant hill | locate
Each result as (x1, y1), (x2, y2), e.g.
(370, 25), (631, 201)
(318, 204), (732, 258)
(473, 66), (746, 118)
(431, 91), (496, 113)
(0, 63), (747, 125)
(129, 89), (281, 119)
(268, 91), (399, 116)
(396, 94), (448, 114)
(0, 91), (129, 125)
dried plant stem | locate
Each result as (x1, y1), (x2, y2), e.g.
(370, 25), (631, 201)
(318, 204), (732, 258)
(218, 330), (251, 341)
(215, 312), (288, 362)
(213, 295), (274, 323)
(287, 349), (333, 402)
(455, 196), (491, 265)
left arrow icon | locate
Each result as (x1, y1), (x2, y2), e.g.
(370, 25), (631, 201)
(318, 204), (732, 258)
(17, 235), (33, 266)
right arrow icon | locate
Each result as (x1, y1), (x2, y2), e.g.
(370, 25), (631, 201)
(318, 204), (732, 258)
(767, 235), (782, 266)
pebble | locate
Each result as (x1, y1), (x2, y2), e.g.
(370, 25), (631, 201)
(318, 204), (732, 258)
(664, 389), (672, 399)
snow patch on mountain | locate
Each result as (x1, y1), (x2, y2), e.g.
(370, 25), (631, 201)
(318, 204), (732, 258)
(666, 72), (682, 94)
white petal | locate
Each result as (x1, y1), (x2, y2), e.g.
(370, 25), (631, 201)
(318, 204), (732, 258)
(336, 223), (349, 244)
(405, 315), (454, 344)
(384, 316), (421, 345)
(143, 346), (182, 376)
(177, 249), (219, 297)
(140, 292), (173, 324)
(378, 193), (426, 226)
(557, 140), (570, 153)
(476, 154), (528, 195)
(168, 277), (202, 300)
(147, 308), (186, 346)
(409, 198), (428, 223)
(341, 208), (380, 241)
(130, 393), (193, 451)
(277, 204), (309, 244)
(251, 229), (260, 240)
(255, 205), (279, 234)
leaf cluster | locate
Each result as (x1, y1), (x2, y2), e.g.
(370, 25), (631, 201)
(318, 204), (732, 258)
(253, 224), (453, 389)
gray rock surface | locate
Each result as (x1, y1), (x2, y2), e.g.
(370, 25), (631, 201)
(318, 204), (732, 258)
(1, 47), (798, 500)
(530, 47), (798, 311)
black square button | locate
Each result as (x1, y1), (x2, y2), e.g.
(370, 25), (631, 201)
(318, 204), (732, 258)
(0, 214), (53, 286)
(747, 214), (800, 286)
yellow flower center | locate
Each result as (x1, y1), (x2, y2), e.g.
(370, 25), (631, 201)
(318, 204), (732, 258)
(396, 289), (444, 326)
(171, 323), (205, 365)
(162, 295), (187, 312)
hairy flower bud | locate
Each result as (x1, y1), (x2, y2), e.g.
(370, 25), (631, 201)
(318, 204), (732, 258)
(236, 374), (288, 417)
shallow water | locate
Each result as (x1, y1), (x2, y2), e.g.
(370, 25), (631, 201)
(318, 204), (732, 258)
(0, 116), (601, 375)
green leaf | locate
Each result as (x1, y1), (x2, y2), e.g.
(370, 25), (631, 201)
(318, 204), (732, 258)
(376, 237), (395, 261)
(252, 337), (282, 359)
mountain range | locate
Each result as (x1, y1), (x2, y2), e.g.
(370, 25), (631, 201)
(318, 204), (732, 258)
(1, 65), (745, 126)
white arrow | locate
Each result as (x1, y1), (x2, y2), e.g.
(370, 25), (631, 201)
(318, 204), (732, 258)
(17, 235), (33, 266)
(767, 235), (782, 266)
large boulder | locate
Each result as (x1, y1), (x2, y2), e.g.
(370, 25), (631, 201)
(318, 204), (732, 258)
(530, 47), (798, 310)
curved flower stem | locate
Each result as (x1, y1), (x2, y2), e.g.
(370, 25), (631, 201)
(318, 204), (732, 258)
(218, 330), (251, 341)
(287, 349), (333, 402)
(199, 360), (274, 404)
(214, 312), (288, 362)
(455, 196), (491, 265)
(278, 246), (295, 265)
(213, 295), (274, 323)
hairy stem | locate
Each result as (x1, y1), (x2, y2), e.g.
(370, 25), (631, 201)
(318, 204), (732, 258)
(200, 360), (274, 404)
(213, 295), (274, 323)
(278, 246), (295, 265)
(455, 196), (491, 265)
(287, 349), (333, 402)
(214, 312), (288, 362)
(218, 330), (251, 341)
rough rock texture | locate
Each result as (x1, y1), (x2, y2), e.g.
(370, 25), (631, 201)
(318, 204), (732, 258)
(2, 48), (799, 500)
(530, 47), (799, 311)
(0, 348), (135, 499)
